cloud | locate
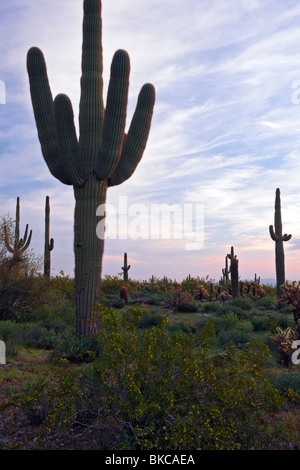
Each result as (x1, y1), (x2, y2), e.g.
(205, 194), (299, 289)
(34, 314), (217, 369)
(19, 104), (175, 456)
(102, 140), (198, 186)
(1, 0), (300, 281)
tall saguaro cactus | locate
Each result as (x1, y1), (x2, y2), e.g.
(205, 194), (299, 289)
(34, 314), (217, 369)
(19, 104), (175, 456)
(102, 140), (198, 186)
(4, 196), (32, 262)
(227, 246), (239, 298)
(269, 188), (292, 299)
(121, 252), (131, 281)
(27, 0), (155, 336)
(44, 196), (54, 278)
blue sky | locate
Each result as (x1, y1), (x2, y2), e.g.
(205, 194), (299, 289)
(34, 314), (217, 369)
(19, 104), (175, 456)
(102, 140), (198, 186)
(1, 0), (300, 283)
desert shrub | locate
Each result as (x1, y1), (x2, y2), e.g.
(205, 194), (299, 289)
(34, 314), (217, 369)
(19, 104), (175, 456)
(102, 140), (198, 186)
(112, 298), (126, 309)
(214, 312), (240, 332)
(31, 298), (75, 333)
(167, 321), (193, 336)
(50, 271), (75, 302)
(276, 315), (295, 329)
(52, 335), (102, 363)
(0, 320), (22, 341)
(177, 301), (199, 313)
(165, 285), (194, 311)
(269, 372), (300, 403)
(221, 304), (248, 319)
(21, 368), (81, 428)
(265, 314), (278, 334)
(0, 275), (52, 321)
(201, 302), (223, 315)
(138, 310), (164, 329)
(230, 297), (254, 311)
(147, 293), (165, 306)
(23, 325), (58, 350)
(250, 317), (268, 332)
(21, 306), (281, 450)
(196, 318), (217, 348)
(217, 321), (254, 347)
(255, 296), (278, 308)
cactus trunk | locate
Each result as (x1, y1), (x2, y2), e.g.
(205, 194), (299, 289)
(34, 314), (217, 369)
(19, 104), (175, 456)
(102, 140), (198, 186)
(227, 246), (239, 298)
(269, 188), (292, 300)
(74, 179), (107, 337)
(44, 196), (54, 278)
(121, 252), (131, 281)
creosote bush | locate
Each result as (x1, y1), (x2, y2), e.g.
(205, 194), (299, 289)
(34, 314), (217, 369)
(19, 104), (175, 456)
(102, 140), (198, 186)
(20, 305), (282, 450)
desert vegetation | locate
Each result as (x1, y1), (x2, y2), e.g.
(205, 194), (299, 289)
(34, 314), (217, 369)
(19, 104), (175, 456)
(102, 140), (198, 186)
(0, 260), (299, 450)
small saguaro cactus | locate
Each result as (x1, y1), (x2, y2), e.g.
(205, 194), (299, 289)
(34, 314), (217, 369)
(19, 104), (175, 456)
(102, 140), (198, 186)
(269, 188), (292, 300)
(121, 252), (131, 282)
(4, 196), (32, 262)
(222, 256), (230, 284)
(227, 246), (239, 298)
(44, 196), (54, 278)
(27, 0), (155, 337)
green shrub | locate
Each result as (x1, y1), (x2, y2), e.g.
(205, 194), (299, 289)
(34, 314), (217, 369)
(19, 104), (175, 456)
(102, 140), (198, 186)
(250, 317), (268, 332)
(21, 306), (282, 450)
(197, 318), (217, 348)
(269, 372), (300, 400)
(50, 271), (75, 302)
(217, 321), (254, 347)
(112, 298), (126, 309)
(138, 311), (164, 329)
(53, 335), (102, 363)
(31, 298), (75, 333)
(230, 297), (254, 311)
(177, 301), (199, 313)
(202, 302), (223, 314)
(276, 315), (294, 329)
(255, 296), (278, 308)
(214, 312), (240, 332)
(24, 325), (58, 350)
(221, 304), (248, 319)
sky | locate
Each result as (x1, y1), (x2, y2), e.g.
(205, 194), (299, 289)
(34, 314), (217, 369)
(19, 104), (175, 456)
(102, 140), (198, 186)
(1, 0), (300, 283)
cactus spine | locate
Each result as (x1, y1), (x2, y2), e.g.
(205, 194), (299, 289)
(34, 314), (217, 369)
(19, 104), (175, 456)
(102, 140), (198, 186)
(4, 197), (32, 262)
(121, 252), (131, 281)
(269, 188), (292, 299)
(27, 0), (155, 337)
(44, 196), (54, 278)
(227, 246), (239, 298)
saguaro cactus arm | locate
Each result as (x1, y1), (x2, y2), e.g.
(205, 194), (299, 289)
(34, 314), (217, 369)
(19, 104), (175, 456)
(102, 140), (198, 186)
(26, 49), (71, 185)
(107, 83), (155, 187)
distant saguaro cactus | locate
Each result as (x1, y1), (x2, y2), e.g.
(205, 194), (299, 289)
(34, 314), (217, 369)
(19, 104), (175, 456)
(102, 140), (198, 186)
(222, 256), (230, 284)
(227, 246), (239, 298)
(121, 252), (131, 281)
(269, 188), (292, 299)
(44, 196), (54, 278)
(4, 196), (32, 262)
(27, 0), (155, 337)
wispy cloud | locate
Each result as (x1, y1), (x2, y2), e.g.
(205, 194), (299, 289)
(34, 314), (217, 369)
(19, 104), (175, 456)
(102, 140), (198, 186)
(1, 0), (300, 281)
